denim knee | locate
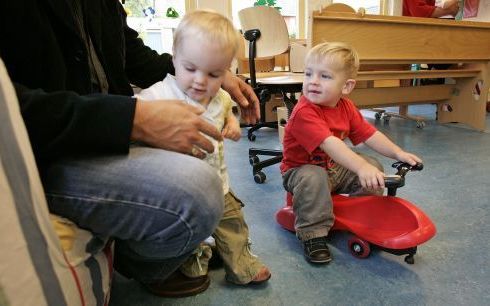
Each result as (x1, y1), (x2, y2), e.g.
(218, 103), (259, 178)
(120, 162), (224, 259)
(43, 147), (225, 260)
(173, 161), (224, 253)
(190, 172), (224, 242)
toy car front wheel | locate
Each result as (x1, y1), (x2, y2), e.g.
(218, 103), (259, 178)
(348, 237), (371, 259)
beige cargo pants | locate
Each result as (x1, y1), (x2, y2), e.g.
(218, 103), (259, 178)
(180, 191), (265, 284)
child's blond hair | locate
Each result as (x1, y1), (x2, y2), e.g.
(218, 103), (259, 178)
(305, 42), (360, 79)
(173, 10), (240, 59)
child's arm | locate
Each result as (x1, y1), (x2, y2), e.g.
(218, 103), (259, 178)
(364, 131), (422, 166)
(222, 112), (241, 141)
(320, 136), (385, 189)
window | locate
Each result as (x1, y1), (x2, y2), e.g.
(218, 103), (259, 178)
(122, 0), (186, 54)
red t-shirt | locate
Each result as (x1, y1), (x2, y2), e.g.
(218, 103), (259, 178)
(280, 96), (377, 174)
(403, 0), (436, 17)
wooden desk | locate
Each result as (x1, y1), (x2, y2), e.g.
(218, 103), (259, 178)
(310, 5), (490, 131)
(251, 70), (483, 109)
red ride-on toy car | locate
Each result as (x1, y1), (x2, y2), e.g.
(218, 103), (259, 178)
(276, 162), (436, 264)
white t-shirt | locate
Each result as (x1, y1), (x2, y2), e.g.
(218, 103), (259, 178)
(136, 75), (232, 194)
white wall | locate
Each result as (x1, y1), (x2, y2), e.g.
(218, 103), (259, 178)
(307, 0), (333, 13)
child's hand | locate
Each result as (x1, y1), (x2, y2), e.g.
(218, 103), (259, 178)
(395, 151), (422, 166)
(357, 163), (385, 190)
(222, 115), (241, 141)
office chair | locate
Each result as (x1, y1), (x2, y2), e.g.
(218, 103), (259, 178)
(238, 6), (301, 183)
(238, 6), (290, 142)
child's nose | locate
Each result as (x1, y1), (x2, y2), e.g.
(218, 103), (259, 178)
(310, 74), (319, 84)
(194, 72), (207, 84)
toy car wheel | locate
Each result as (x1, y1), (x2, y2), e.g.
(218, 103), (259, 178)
(404, 254), (415, 264)
(249, 155), (259, 165)
(348, 237), (371, 259)
(254, 172), (266, 184)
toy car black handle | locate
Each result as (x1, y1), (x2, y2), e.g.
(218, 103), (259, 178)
(384, 162), (424, 196)
(392, 162), (423, 177)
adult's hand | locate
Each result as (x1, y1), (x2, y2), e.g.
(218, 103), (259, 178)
(446, 0), (460, 16)
(432, 0), (460, 18)
(131, 99), (222, 159)
(222, 71), (260, 125)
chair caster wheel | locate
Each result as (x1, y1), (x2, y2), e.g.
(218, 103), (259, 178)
(248, 133), (256, 141)
(249, 155), (259, 165)
(416, 121), (425, 129)
(254, 172), (266, 184)
(375, 112), (382, 120)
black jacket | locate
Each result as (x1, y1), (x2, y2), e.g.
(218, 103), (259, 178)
(0, 0), (174, 167)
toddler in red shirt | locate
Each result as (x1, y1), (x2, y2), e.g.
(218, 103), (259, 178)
(280, 42), (422, 264)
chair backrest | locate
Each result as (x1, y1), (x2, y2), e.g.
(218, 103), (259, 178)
(238, 6), (290, 59)
(235, 33), (276, 73)
(289, 41), (308, 73)
(319, 3), (355, 14)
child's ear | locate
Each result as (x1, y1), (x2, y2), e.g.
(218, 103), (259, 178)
(342, 79), (356, 95)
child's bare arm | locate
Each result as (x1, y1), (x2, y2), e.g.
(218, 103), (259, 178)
(222, 112), (241, 141)
(320, 136), (385, 189)
(364, 131), (422, 165)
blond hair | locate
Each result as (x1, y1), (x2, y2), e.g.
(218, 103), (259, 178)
(306, 42), (360, 78)
(173, 10), (240, 59)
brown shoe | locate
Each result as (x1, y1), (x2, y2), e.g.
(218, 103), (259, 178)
(141, 270), (210, 298)
(303, 236), (332, 264)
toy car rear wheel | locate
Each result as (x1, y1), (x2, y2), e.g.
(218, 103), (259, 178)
(348, 237), (371, 259)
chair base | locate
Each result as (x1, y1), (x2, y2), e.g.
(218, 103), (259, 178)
(248, 148), (282, 183)
(371, 107), (427, 129)
(247, 121), (278, 141)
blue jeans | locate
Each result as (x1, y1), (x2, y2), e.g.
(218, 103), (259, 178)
(42, 146), (224, 282)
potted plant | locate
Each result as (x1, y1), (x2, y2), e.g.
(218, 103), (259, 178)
(253, 0), (281, 11)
